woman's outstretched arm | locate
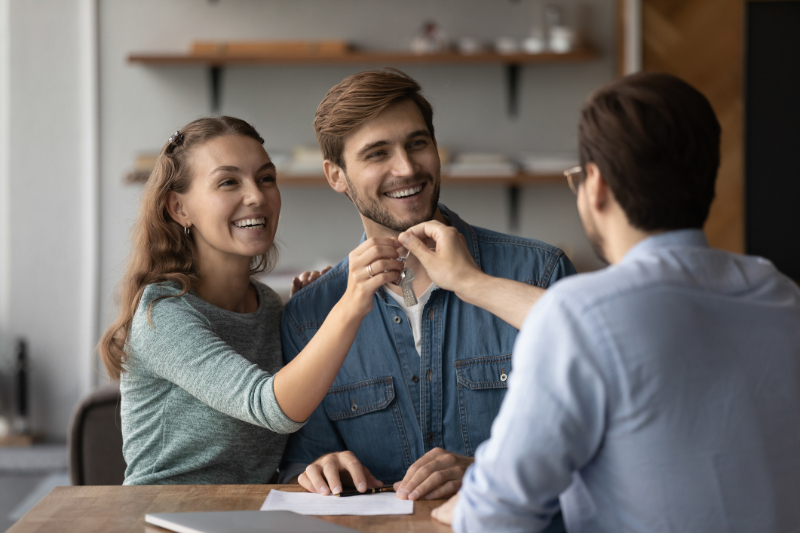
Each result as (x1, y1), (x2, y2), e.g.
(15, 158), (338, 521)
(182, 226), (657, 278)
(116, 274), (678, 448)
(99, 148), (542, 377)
(272, 237), (402, 422)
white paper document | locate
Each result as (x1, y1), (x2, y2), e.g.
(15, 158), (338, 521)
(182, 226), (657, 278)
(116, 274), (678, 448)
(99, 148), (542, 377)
(260, 490), (413, 516)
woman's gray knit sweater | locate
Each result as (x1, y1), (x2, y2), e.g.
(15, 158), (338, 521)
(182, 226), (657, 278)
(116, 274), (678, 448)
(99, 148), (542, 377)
(121, 281), (304, 485)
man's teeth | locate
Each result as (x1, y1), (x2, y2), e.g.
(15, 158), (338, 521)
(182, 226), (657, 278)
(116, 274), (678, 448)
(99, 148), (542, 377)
(386, 185), (423, 199)
(234, 217), (266, 228)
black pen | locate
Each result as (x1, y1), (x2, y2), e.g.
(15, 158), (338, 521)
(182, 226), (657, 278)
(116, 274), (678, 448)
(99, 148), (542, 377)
(333, 487), (396, 497)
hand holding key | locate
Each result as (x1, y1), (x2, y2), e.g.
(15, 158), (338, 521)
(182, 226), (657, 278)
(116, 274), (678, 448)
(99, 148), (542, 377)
(342, 238), (405, 319)
(397, 221), (483, 296)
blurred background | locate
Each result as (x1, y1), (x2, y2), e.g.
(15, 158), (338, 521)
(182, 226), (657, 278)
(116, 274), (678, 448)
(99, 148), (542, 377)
(2, 0), (798, 529)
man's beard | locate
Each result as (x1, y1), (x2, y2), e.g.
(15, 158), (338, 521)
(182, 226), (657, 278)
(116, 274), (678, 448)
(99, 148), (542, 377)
(343, 172), (441, 232)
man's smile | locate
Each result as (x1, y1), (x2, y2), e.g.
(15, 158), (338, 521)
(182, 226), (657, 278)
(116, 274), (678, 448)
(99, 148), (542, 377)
(384, 182), (426, 199)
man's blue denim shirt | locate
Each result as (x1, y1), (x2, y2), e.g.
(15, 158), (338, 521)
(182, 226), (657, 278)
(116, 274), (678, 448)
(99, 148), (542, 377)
(279, 205), (577, 484)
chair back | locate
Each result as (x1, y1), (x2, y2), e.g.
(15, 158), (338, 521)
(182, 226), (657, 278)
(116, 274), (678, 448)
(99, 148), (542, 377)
(68, 382), (126, 485)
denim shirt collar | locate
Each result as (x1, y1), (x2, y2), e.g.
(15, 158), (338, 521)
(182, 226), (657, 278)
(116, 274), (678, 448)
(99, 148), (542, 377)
(359, 204), (479, 305)
(621, 228), (709, 265)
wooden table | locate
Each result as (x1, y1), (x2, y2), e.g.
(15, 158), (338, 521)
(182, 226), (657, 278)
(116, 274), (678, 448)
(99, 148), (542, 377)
(8, 484), (452, 533)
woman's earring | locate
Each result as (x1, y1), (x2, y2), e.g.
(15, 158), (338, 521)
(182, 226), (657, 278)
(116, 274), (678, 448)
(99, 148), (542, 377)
(185, 225), (191, 236)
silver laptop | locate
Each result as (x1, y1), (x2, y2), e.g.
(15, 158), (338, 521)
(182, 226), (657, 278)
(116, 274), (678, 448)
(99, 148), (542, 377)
(145, 510), (360, 533)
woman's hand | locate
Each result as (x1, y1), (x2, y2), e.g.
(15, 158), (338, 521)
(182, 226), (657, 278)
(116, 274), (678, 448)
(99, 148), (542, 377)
(342, 237), (404, 319)
(290, 266), (332, 296)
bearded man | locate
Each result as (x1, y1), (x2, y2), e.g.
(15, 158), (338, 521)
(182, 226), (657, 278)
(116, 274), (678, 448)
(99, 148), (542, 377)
(279, 69), (574, 531)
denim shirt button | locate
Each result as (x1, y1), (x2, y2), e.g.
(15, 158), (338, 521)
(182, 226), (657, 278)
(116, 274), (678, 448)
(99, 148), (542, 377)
(393, 316), (402, 324)
(427, 432), (433, 443)
(411, 375), (419, 383)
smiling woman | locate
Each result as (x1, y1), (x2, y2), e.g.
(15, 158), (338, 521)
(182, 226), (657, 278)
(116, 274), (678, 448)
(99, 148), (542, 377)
(98, 116), (404, 485)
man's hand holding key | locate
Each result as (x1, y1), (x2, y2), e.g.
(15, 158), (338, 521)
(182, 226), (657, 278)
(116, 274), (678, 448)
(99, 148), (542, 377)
(398, 221), (547, 330)
(397, 221), (485, 296)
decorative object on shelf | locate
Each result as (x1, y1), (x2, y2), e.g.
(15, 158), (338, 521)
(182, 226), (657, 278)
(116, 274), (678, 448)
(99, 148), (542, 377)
(494, 36), (520, 55)
(192, 40), (351, 57)
(543, 3), (580, 53)
(523, 32), (546, 54)
(444, 152), (519, 178)
(456, 36), (484, 55)
(523, 2), (546, 55)
(550, 26), (579, 53)
(519, 152), (579, 175)
(410, 21), (449, 54)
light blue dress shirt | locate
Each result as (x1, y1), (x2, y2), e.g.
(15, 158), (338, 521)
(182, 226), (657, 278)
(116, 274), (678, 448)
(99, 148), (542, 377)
(454, 229), (800, 533)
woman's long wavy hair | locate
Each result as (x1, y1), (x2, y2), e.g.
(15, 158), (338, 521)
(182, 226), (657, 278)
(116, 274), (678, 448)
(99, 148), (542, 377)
(99, 116), (278, 380)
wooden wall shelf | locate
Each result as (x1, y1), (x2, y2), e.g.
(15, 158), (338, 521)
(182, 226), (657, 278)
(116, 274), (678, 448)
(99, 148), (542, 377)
(128, 48), (596, 67)
(127, 47), (597, 115)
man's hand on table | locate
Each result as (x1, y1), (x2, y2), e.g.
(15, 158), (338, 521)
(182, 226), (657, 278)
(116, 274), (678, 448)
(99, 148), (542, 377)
(431, 494), (458, 525)
(393, 447), (474, 501)
(299, 451), (384, 495)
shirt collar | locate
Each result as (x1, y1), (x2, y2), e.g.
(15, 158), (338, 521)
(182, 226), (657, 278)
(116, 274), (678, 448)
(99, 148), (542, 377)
(358, 204), (477, 303)
(357, 203), (478, 261)
(621, 228), (709, 264)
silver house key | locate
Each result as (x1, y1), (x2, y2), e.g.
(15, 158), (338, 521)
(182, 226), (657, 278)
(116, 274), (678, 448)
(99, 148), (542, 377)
(400, 268), (417, 306)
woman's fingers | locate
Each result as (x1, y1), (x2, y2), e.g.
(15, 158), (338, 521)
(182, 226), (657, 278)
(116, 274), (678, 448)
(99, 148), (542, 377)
(363, 258), (404, 277)
(352, 244), (400, 266)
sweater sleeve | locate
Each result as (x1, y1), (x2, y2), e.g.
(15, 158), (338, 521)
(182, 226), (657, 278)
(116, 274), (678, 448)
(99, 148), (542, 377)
(128, 285), (304, 435)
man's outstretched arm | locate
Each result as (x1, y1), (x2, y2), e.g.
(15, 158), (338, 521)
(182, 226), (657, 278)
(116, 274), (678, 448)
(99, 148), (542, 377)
(437, 293), (608, 532)
(398, 221), (546, 329)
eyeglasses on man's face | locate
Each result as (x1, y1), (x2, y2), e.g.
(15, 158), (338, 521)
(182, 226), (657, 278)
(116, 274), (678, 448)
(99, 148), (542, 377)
(563, 166), (585, 195)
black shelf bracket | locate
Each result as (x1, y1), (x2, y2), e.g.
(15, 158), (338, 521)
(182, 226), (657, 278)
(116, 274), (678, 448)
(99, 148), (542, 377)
(508, 185), (521, 232)
(210, 66), (223, 113)
(506, 63), (520, 118)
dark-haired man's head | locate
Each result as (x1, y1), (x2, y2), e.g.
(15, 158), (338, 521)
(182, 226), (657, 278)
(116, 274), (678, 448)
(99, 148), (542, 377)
(315, 68), (442, 235)
(576, 72), (721, 262)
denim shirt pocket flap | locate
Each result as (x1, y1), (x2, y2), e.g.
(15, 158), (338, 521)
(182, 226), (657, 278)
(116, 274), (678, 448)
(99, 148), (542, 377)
(456, 355), (512, 390)
(324, 377), (396, 421)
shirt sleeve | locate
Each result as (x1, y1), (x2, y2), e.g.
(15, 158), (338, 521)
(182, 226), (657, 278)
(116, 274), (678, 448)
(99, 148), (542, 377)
(453, 289), (609, 533)
(279, 304), (348, 480)
(544, 251), (578, 287)
(128, 291), (305, 435)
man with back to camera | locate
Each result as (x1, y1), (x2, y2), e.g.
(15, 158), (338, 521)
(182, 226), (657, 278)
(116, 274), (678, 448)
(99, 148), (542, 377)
(279, 68), (575, 527)
(395, 72), (800, 532)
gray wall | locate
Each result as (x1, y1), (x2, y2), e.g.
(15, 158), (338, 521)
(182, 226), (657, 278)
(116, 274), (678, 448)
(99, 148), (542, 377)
(1, 0), (614, 439)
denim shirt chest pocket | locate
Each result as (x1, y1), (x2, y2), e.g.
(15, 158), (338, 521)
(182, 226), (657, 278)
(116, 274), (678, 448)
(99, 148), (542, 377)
(456, 354), (512, 456)
(323, 377), (412, 483)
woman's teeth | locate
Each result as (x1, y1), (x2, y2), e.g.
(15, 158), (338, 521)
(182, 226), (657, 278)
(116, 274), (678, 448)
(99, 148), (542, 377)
(386, 184), (424, 198)
(234, 217), (266, 228)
